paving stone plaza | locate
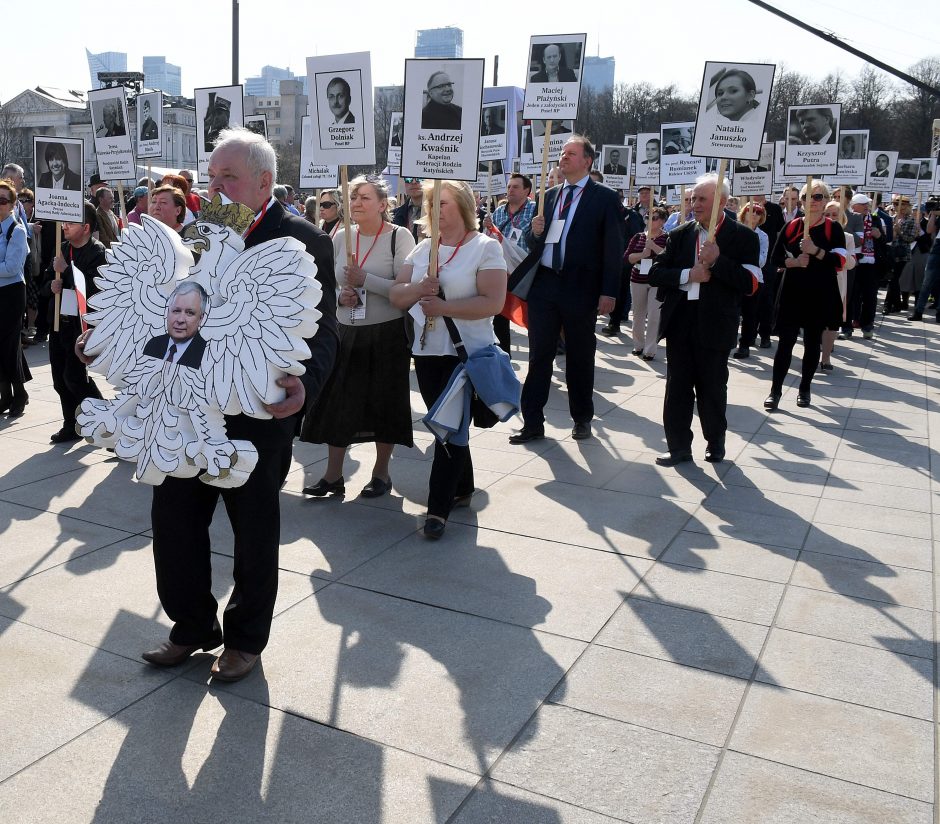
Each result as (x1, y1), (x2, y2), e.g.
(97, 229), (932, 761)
(0, 314), (937, 823)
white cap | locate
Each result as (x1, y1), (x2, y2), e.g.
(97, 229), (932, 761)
(850, 193), (871, 206)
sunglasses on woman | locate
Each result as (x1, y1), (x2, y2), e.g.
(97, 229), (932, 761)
(319, 202), (336, 209)
(801, 193), (827, 202)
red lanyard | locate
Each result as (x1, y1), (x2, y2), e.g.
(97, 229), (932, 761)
(435, 232), (470, 276)
(354, 225), (384, 268)
(554, 185), (584, 221)
(243, 198), (271, 239)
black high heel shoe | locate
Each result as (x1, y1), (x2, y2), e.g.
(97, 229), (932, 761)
(303, 477), (345, 497)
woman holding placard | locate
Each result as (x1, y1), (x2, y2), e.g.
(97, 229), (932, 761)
(390, 180), (507, 540)
(626, 207), (668, 360)
(764, 180), (844, 410)
(0, 179), (30, 416)
(302, 175), (416, 499)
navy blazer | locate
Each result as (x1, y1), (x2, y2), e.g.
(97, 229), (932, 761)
(649, 218), (759, 350)
(518, 179), (624, 300)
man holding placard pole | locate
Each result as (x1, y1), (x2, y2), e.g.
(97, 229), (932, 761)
(649, 174), (760, 466)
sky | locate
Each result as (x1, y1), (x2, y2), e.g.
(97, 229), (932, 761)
(3, 0), (938, 106)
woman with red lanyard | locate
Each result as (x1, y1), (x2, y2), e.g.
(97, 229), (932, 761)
(390, 180), (506, 539)
(626, 206), (668, 360)
(764, 180), (845, 411)
(302, 176), (416, 498)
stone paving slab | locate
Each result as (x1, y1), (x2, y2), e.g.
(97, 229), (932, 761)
(0, 312), (936, 822)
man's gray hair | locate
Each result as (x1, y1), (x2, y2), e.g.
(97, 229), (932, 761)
(272, 184), (288, 202)
(694, 173), (730, 199)
(211, 126), (278, 182)
(170, 280), (209, 315)
(1, 163), (25, 178)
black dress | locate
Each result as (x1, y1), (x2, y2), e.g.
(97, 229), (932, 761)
(772, 218), (844, 332)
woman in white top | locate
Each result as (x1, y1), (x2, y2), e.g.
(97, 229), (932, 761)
(302, 176), (416, 498)
(390, 180), (506, 539)
(820, 200), (856, 370)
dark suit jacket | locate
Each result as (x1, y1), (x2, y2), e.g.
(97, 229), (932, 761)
(515, 178), (625, 301)
(421, 100), (462, 130)
(140, 119), (158, 141)
(649, 218), (759, 350)
(144, 332), (207, 368)
(603, 163), (627, 175)
(38, 170), (82, 192)
(530, 68), (577, 82)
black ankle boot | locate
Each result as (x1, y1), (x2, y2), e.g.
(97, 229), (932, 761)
(0, 381), (12, 414)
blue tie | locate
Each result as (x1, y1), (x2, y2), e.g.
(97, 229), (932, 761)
(552, 185), (574, 271)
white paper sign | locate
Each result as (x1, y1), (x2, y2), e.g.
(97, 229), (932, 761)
(692, 62), (775, 161)
(471, 160), (506, 194)
(784, 104), (841, 175)
(306, 52), (376, 166)
(634, 132), (660, 186)
(532, 119), (574, 165)
(894, 159), (920, 196)
(136, 90), (163, 159)
(823, 129), (868, 186)
(195, 85), (245, 181)
(600, 145), (631, 191)
(299, 116), (339, 189)
(774, 140), (805, 186)
(387, 112), (403, 167)
(914, 157), (936, 193)
(523, 33), (586, 120)
(479, 100), (508, 162)
(401, 58), (484, 181)
(88, 87), (136, 179)
(659, 122), (704, 185)
(732, 143), (774, 196)
(33, 136), (84, 222)
(865, 150), (899, 193)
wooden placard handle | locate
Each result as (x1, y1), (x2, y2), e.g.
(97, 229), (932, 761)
(486, 161), (493, 217)
(537, 119), (554, 217)
(53, 222), (62, 332)
(706, 159), (728, 242)
(429, 180), (442, 278)
(147, 164), (152, 193)
(803, 175), (813, 239)
(313, 188), (321, 224)
(340, 166), (353, 267)
(678, 184), (686, 227)
(116, 181), (128, 230)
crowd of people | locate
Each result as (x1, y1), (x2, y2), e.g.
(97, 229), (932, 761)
(0, 126), (938, 681)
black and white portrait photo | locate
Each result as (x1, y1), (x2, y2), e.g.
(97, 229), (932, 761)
(864, 149), (898, 192)
(895, 160), (919, 180)
(838, 130), (867, 160)
(915, 157), (937, 192)
(32, 136), (84, 222)
(401, 57), (484, 181)
(88, 86), (136, 177)
(195, 85), (244, 177)
(306, 52), (376, 166)
(481, 104), (505, 136)
(603, 147), (628, 176)
(662, 125), (693, 155)
(732, 143), (774, 197)
(692, 62), (775, 160)
(659, 122), (705, 185)
(387, 111), (403, 166)
(244, 115), (268, 139)
(634, 132), (660, 186)
(523, 33), (586, 120)
(870, 153), (891, 177)
(784, 103), (841, 175)
(422, 67), (463, 130)
(135, 91), (163, 159)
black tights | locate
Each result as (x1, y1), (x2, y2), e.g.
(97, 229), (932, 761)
(772, 324), (824, 394)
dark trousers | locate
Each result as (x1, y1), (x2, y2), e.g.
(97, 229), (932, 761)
(913, 237), (940, 313)
(846, 263), (879, 331)
(663, 315), (729, 453)
(49, 318), (102, 427)
(492, 313), (511, 355)
(521, 267), (597, 427)
(738, 285), (761, 347)
(756, 268), (779, 342)
(151, 419), (294, 654)
(414, 355), (474, 520)
(772, 324), (823, 394)
(608, 271), (632, 327)
(884, 258), (908, 311)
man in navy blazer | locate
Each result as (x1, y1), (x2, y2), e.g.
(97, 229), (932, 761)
(509, 135), (624, 443)
(648, 174), (760, 466)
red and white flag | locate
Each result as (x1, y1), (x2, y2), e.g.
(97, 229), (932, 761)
(72, 263), (89, 332)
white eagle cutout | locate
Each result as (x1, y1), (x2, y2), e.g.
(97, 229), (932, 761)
(77, 204), (322, 487)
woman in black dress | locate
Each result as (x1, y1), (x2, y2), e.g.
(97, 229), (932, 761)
(764, 180), (845, 411)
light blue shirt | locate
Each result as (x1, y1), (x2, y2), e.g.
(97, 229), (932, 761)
(0, 214), (28, 287)
(540, 175), (589, 270)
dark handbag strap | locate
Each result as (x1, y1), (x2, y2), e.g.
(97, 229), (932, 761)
(432, 285), (468, 363)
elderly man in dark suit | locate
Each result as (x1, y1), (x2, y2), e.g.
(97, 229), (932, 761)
(509, 135), (624, 443)
(649, 173), (760, 465)
(124, 127), (339, 682)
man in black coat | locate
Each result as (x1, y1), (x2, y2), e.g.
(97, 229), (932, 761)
(649, 174), (760, 465)
(130, 128), (339, 682)
(509, 136), (624, 443)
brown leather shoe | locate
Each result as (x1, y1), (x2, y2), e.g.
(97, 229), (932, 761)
(210, 648), (260, 682)
(142, 639), (218, 667)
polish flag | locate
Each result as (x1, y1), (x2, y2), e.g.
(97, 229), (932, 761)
(72, 264), (89, 333)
